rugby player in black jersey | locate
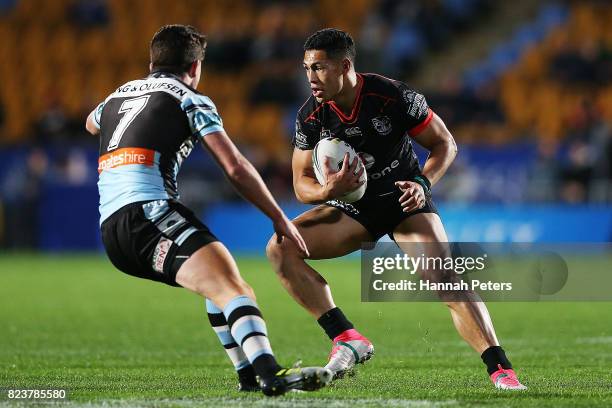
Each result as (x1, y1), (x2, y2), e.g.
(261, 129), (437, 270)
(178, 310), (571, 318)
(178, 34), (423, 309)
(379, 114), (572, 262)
(85, 24), (332, 396)
(266, 28), (526, 390)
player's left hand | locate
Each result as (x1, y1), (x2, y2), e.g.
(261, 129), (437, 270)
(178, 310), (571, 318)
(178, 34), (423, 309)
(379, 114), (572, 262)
(395, 181), (426, 213)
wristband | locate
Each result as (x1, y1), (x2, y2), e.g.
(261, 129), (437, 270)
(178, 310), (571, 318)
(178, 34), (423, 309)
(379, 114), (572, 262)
(412, 174), (431, 196)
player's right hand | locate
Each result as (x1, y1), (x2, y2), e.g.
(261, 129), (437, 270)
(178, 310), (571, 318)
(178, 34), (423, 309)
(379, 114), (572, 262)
(273, 216), (310, 258)
(322, 153), (364, 200)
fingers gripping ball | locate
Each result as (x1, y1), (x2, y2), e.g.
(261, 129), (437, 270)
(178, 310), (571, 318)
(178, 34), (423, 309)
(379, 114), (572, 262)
(312, 137), (367, 203)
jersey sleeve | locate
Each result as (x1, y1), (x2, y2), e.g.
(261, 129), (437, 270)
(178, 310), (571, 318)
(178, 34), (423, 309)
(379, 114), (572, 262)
(180, 94), (225, 138)
(293, 115), (320, 150)
(92, 101), (105, 130)
(394, 81), (434, 136)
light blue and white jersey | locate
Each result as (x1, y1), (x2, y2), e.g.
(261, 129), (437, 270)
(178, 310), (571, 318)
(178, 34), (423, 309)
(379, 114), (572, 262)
(95, 72), (224, 224)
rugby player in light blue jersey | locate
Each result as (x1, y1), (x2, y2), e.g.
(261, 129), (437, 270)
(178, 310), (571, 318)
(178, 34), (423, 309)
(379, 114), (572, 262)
(85, 24), (331, 396)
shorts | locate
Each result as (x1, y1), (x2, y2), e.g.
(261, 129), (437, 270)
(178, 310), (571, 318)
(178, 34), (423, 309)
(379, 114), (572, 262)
(325, 190), (438, 241)
(100, 200), (218, 287)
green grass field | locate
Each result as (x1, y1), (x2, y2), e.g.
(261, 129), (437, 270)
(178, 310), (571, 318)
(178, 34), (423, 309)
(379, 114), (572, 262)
(1, 254), (611, 407)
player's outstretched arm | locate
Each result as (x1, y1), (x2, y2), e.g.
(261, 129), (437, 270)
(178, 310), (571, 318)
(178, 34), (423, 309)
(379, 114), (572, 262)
(202, 131), (309, 257)
(85, 109), (100, 136)
(292, 148), (362, 204)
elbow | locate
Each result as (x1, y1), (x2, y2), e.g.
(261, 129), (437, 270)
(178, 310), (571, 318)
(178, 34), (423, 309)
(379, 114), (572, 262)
(85, 120), (100, 136)
(226, 157), (250, 181)
(430, 135), (457, 162)
(227, 163), (246, 181)
(293, 182), (318, 204)
(444, 132), (458, 159)
(450, 137), (458, 159)
(294, 190), (310, 204)
(294, 188), (324, 205)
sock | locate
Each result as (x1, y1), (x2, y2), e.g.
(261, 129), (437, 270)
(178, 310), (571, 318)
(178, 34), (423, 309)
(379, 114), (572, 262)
(481, 345), (513, 375)
(223, 295), (281, 380)
(206, 299), (257, 384)
(317, 307), (354, 341)
(236, 365), (258, 387)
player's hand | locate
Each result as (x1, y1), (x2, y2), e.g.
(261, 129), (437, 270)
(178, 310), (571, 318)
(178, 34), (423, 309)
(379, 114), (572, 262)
(322, 153), (364, 200)
(395, 180), (426, 213)
(273, 216), (310, 258)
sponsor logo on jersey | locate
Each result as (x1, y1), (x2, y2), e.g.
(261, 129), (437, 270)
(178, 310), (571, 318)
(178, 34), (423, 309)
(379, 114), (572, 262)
(371, 116), (392, 135)
(345, 127), (362, 138)
(294, 119), (309, 146)
(176, 138), (195, 165)
(403, 89), (428, 118)
(295, 131), (308, 145)
(152, 237), (172, 273)
(369, 159), (400, 180)
(321, 128), (332, 138)
(402, 89), (415, 106)
(98, 147), (156, 173)
(116, 81), (187, 98)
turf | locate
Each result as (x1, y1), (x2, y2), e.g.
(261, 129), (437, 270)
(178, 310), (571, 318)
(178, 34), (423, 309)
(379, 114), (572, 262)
(0, 254), (611, 407)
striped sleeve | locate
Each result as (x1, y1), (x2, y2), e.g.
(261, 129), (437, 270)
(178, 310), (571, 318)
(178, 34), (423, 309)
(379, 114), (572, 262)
(180, 94), (225, 138)
(92, 101), (105, 130)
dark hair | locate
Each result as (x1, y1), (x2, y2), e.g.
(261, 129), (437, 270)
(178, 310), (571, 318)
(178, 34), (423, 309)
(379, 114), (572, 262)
(150, 24), (207, 74)
(304, 28), (356, 61)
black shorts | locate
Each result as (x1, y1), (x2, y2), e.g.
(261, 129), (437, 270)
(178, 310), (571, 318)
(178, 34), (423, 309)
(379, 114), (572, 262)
(100, 200), (218, 287)
(325, 191), (438, 241)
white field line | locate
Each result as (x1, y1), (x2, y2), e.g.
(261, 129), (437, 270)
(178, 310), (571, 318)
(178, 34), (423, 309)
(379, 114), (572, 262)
(576, 336), (612, 344)
(0, 397), (459, 408)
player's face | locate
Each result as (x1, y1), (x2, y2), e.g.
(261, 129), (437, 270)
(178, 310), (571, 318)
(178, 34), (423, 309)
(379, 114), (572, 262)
(303, 50), (345, 102)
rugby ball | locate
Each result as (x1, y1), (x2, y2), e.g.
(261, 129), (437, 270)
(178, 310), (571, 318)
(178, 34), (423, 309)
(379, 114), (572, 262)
(312, 137), (367, 203)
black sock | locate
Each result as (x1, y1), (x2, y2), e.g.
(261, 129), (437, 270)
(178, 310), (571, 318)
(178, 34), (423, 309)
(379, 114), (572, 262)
(237, 365), (257, 386)
(481, 346), (512, 375)
(317, 307), (354, 340)
(250, 354), (281, 380)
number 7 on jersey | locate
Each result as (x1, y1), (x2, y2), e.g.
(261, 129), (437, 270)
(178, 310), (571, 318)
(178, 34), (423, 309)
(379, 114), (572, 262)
(107, 95), (150, 151)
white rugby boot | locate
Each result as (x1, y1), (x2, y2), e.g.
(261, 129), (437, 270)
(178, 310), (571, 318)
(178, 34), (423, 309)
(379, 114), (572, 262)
(325, 329), (374, 379)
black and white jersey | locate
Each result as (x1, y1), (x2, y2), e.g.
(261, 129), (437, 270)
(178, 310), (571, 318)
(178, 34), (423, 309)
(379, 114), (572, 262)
(93, 72), (224, 223)
(294, 73), (433, 201)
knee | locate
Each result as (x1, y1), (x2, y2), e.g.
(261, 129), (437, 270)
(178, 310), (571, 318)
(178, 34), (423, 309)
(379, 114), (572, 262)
(266, 234), (302, 265)
(184, 266), (255, 300)
(228, 275), (256, 301)
(265, 234), (283, 263)
(198, 278), (256, 304)
(239, 281), (256, 302)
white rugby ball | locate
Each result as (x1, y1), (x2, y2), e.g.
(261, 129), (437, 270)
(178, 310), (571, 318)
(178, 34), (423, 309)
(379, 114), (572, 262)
(312, 137), (367, 203)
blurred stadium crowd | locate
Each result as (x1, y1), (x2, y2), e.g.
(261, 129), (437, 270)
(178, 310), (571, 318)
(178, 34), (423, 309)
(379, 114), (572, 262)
(0, 0), (610, 248)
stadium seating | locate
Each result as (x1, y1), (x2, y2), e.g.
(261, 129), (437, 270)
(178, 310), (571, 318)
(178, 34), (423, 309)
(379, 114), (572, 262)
(0, 0), (499, 146)
(0, 1), (609, 251)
